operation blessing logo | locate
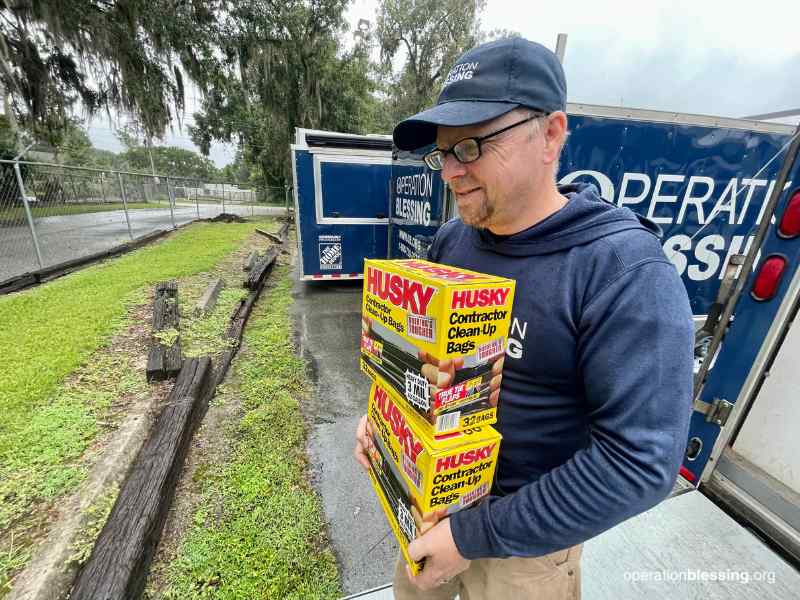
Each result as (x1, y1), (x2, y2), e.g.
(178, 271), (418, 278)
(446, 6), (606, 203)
(395, 172), (434, 226)
(442, 61), (479, 88)
(559, 170), (793, 282)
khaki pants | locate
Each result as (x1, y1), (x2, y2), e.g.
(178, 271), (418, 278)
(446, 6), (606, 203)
(392, 544), (582, 600)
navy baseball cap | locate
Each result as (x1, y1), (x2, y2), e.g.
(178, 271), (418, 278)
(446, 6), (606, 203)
(393, 37), (567, 151)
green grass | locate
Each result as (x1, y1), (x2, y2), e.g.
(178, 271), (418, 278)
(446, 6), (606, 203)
(159, 267), (341, 600)
(68, 483), (120, 566)
(181, 288), (248, 359)
(0, 201), (163, 222)
(0, 219), (273, 536)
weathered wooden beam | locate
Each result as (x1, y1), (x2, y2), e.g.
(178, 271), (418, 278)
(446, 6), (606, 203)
(146, 281), (182, 381)
(245, 247), (280, 291)
(243, 251), (258, 271)
(70, 357), (214, 600)
(255, 227), (282, 243)
(194, 278), (224, 316)
(276, 221), (290, 242)
(216, 248), (279, 385)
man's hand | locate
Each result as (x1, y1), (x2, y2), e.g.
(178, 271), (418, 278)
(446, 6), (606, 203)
(354, 414), (373, 472)
(406, 518), (470, 591)
(419, 351), (504, 407)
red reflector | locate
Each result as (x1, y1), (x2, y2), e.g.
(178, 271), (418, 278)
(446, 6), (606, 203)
(778, 190), (800, 238)
(680, 465), (697, 483)
(751, 255), (787, 301)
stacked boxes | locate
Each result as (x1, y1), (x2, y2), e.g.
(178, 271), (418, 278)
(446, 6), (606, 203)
(359, 259), (515, 574)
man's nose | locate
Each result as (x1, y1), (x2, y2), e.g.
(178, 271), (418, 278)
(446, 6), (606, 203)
(441, 153), (467, 183)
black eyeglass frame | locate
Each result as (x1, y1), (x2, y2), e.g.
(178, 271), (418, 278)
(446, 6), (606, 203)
(423, 112), (548, 171)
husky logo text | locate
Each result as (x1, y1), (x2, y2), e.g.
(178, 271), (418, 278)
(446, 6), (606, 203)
(375, 385), (423, 463)
(366, 266), (436, 315)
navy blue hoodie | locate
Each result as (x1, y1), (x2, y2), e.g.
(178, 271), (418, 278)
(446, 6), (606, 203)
(429, 183), (694, 559)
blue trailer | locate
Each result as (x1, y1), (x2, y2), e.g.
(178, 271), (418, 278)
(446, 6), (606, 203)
(291, 128), (394, 280)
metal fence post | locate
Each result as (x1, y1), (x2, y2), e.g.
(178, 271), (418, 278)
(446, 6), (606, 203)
(195, 180), (200, 218)
(117, 172), (134, 240)
(99, 173), (108, 204)
(221, 182), (226, 214)
(14, 161), (44, 269)
(166, 176), (177, 229)
(69, 172), (80, 204)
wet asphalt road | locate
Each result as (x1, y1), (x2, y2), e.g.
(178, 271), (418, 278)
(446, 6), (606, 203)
(292, 269), (398, 595)
(0, 203), (287, 282)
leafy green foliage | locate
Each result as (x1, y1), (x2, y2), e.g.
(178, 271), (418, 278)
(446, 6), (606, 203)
(181, 288), (247, 358)
(0, 535), (30, 596)
(188, 0), (380, 188)
(375, 0), (486, 129)
(0, 0), (220, 144)
(161, 268), (340, 599)
(68, 484), (120, 566)
(116, 146), (220, 180)
(0, 116), (18, 160)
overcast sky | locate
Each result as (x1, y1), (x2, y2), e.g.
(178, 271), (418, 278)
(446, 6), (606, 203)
(88, 0), (800, 167)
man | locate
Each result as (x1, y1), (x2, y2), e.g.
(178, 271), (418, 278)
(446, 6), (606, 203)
(354, 37), (694, 599)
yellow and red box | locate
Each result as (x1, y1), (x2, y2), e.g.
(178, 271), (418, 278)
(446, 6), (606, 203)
(365, 381), (501, 575)
(361, 258), (515, 435)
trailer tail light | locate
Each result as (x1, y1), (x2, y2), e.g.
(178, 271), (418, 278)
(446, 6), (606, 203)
(751, 255), (787, 301)
(778, 190), (800, 238)
(679, 465), (697, 483)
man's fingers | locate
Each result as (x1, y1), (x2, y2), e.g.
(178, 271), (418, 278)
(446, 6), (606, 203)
(421, 363), (439, 385)
(490, 373), (502, 392)
(354, 447), (371, 471)
(354, 414), (371, 471)
(437, 367), (453, 389)
(489, 388), (500, 407)
(418, 350), (440, 367)
(491, 356), (504, 375)
(356, 414), (368, 440)
(437, 359), (457, 388)
(407, 535), (428, 563)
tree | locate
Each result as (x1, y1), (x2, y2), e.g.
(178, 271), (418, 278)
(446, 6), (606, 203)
(117, 146), (219, 180)
(0, 0), (220, 145)
(0, 114), (17, 160)
(188, 0), (380, 188)
(375, 0), (486, 128)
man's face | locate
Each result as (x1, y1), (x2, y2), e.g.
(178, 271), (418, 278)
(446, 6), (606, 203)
(436, 109), (546, 231)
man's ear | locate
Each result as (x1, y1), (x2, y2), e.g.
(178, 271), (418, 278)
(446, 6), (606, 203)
(542, 111), (567, 165)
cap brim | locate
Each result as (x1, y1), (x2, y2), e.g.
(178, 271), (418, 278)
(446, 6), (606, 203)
(392, 101), (519, 151)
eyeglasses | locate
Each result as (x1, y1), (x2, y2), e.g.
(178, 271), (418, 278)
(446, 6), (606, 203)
(423, 113), (547, 171)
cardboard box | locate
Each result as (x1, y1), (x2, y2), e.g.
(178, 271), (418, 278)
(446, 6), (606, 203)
(365, 381), (501, 574)
(361, 258), (515, 434)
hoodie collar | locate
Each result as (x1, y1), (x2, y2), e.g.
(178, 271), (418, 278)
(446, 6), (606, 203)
(472, 182), (661, 257)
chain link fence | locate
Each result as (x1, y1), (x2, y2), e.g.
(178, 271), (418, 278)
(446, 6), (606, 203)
(0, 159), (290, 283)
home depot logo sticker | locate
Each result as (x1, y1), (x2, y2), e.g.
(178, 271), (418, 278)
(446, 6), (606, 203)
(319, 235), (342, 270)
